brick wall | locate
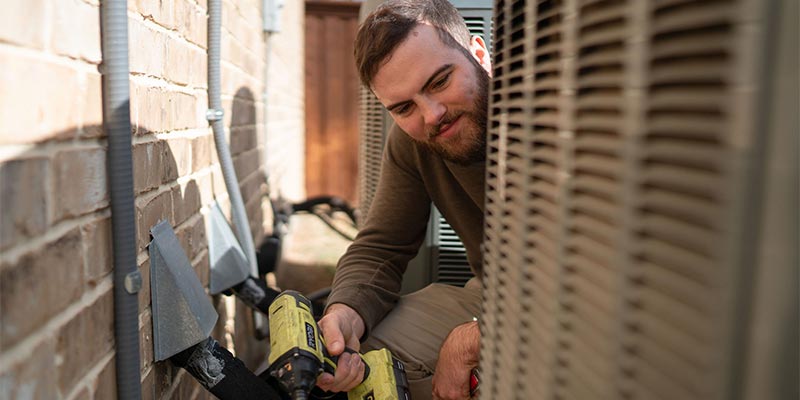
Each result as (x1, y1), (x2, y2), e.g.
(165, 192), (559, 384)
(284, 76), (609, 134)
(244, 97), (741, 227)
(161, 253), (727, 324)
(0, 0), (305, 398)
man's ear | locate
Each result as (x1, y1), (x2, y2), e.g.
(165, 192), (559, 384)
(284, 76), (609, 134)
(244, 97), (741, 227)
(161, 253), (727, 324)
(469, 35), (492, 76)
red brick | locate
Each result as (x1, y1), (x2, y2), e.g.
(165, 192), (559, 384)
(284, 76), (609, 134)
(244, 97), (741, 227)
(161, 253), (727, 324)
(52, 0), (102, 63)
(188, 214), (208, 262)
(229, 126), (258, 155)
(233, 148), (262, 182)
(194, 250), (210, 289)
(164, 38), (198, 87)
(175, 216), (207, 263)
(176, 0), (208, 48)
(196, 56), (209, 91)
(57, 290), (114, 393)
(209, 132), (220, 166)
(53, 148), (109, 222)
(135, 0), (175, 29)
(211, 168), (227, 198)
(233, 302), (267, 369)
(198, 91), (210, 118)
(246, 196), (266, 245)
(81, 72), (104, 138)
(0, 337), (57, 400)
(195, 171), (215, 206)
(128, 19), (167, 76)
(140, 310), (154, 373)
(138, 257), (151, 315)
(132, 85), (168, 134)
(221, 1), (239, 38)
(169, 91), (193, 137)
(81, 216), (113, 285)
(93, 357), (117, 400)
(134, 141), (164, 194)
(0, 0), (46, 49)
(222, 36), (241, 69)
(0, 158), (48, 251)
(136, 191), (174, 251)
(166, 138), (193, 177)
(141, 366), (156, 400)
(240, 171), (267, 209)
(192, 48), (209, 90)
(160, 140), (180, 184)
(221, 63), (252, 98)
(154, 361), (180, 399)
(211, 298), (228, 341)
(172, 180), (202, 226)
(192, 135), (212, 171)
(179, 372), (204, 399)
(194, 387), (214, 400)
(231, 95), (257, 128)
(0, 228), (84, 348)
(260, 199), (275, 236)
(0, 53), (81, 144)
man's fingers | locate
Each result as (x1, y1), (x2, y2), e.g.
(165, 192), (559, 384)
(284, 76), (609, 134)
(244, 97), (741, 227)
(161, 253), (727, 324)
(331, 353), (364, 392)
(316, 372), (335, 392)
(328, 352), (352, 392)
(344, 335), (361, 353)
(318, 316), (345, 355)
(316, 306), (367, 393)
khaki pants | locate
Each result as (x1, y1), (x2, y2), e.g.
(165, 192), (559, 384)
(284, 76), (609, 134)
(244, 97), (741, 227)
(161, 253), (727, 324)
(362, 280), (482, 400)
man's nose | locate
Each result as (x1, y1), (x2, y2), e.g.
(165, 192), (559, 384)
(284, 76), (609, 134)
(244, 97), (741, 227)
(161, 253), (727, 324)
(419, 96), (446, 126)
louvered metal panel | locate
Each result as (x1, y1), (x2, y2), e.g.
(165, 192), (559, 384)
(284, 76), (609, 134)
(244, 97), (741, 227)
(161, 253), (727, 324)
(431, 211), (474, 286)
(480, 0), (795, 399)
(357, 85), (387, 223)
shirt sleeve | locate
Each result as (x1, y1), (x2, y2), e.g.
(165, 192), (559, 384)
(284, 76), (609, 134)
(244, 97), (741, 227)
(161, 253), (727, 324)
(325, 125), (432, 338)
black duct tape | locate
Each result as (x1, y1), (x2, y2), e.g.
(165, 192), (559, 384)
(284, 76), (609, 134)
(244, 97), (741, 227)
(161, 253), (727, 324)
(172, 337), (286, 399)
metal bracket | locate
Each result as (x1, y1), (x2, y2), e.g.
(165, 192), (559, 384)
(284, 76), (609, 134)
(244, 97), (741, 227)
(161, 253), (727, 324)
(124, 271), (143, 294)
(206, 108), (224, 121)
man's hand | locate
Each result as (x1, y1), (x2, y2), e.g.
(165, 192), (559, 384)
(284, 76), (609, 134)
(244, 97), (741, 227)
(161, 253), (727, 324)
(316, 303), (367, 393)
(432, 321), (480, 400)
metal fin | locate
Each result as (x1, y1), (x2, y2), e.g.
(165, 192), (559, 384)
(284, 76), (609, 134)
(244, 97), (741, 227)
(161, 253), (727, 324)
(149, 220), (219, 361)
(207, 202), (251, 295)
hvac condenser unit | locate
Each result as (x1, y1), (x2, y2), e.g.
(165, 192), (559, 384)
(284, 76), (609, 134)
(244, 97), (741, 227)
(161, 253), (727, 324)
(357, 0), (494, 293)
(480, 1), (797, 400)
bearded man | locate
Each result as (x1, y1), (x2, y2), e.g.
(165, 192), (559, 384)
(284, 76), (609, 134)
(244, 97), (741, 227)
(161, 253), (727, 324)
(317, 1), (492, 399)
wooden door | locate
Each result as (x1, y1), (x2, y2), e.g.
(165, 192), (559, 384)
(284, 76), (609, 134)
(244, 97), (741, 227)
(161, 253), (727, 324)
(305, 1), (361, 205)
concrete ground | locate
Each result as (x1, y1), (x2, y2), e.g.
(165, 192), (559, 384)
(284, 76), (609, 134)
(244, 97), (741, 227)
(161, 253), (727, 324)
(273, 209), (357, 297)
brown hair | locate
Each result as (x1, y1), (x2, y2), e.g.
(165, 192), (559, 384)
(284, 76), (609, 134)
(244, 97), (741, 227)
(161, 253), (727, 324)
(354, 0), (472, 88)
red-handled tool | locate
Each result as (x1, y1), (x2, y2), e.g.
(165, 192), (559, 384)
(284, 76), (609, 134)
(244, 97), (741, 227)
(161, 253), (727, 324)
(469, 369), (480, 398)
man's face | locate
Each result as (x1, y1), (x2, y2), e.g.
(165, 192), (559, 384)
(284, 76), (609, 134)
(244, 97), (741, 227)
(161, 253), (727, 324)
(371, 24), (491, 165)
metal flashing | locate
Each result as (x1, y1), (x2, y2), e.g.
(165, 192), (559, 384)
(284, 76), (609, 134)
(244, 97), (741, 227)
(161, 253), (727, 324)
(207, 202), (251, 295)
(149, 220), (219, 361)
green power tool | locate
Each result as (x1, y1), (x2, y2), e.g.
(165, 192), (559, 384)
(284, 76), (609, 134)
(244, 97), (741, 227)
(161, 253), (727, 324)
(267, 290), (411, 400)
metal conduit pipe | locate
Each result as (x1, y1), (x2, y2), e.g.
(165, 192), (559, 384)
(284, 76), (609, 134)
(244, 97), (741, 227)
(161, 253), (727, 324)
(207, 0), (267, 336)
(100, 0), (143, 398)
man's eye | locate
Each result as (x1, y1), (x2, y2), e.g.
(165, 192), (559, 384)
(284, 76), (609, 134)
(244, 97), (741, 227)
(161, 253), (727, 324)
(395, 104), (413, 115)
(431, 73), (451, 89)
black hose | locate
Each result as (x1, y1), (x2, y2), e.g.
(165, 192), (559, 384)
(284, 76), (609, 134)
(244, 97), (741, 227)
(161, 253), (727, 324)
(292, 196), (358, 225)
(229, 276), (281, 315)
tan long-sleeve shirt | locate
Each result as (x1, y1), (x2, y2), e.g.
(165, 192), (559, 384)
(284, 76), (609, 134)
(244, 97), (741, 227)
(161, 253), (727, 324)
(326, 124), (485, 337)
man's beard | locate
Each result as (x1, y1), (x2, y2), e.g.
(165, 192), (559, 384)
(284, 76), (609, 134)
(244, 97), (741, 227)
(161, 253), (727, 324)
(417, 58), (489, 165)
